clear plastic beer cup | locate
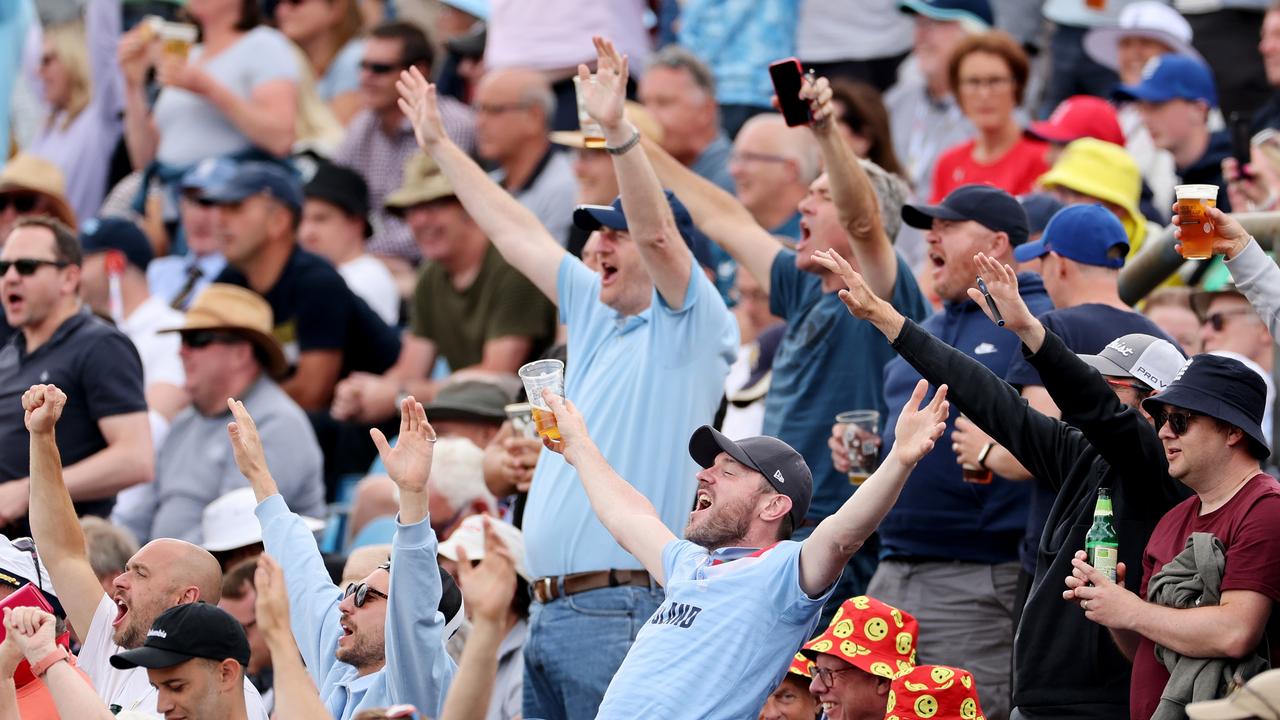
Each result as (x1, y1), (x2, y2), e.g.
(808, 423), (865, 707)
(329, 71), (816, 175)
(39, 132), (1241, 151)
(572, 75), (607, 149)
(518, 359), (565, 442)
(835, 410), (881, 486)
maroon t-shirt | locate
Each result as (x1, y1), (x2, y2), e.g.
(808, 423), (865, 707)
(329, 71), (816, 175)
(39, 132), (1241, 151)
(1131, 473), (1280, 719)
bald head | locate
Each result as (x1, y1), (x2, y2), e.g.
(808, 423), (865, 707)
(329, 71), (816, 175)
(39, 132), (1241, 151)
(475, 68), (556, 163)
(142, 539), (226, 603)
(730, 113), (822, 228)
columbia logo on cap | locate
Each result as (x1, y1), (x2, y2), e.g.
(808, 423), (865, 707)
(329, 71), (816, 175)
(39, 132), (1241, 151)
(774, 469), (785, 484)
(147, 629), (168, 639)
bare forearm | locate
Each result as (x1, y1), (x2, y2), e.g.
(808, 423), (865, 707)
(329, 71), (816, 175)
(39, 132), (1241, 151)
(813, 127), (896, 296)
(439, 619), (504, 720)
(1109, 627), (1140, 662)
(568, 445), (661, 543)
(1013, 322), (1047, 354)
(45, 661), (117, 719)
(0, 679), (15, 720)
(982, 445), (1033, 481)
(202, 82), (295, 157)
(122, 85), (158, 169)
(29, 433), (92, 566)
(822, 451), (913, 552)
(1128, 603), (1261, 658)
(398, 488), (430, 526)
(264, 630), (330, 720)
(865, 297), (908, 341)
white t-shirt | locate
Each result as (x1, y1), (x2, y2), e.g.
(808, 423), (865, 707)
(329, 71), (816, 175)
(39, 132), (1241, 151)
(122, 295), (187, 390)
(79, 595), (270, 718)
(339, 254), (400, 326)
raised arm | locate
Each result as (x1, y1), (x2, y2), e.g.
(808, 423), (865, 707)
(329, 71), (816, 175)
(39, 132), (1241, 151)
(542, 392), (676, 584)
(253, 554), (330, 720)
(800, 379), (948, 595)
(398, 67), (565, 301)
(804, 76), (898, 300)
(1209, 210), (1280, 338)
(584, 36), (692, 309)
(642, 137), (782, 292)
(24, 385), (107, 639)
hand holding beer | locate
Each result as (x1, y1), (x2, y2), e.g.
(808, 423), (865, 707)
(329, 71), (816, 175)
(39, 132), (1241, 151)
(1170, 198), (1251, 261)
(539, 391), (595, 464)
(579, 36), (629, 134)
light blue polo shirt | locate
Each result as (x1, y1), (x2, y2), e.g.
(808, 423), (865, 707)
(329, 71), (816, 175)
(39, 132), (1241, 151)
(522, 255), (738, 578)
(597, 540), (832, 718)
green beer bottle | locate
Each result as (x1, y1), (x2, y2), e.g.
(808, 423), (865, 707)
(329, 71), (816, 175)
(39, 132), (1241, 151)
(1086, 488), (1119, 582)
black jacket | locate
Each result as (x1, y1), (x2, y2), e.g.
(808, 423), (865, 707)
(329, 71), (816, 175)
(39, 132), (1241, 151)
(891, 320), (1187, 718)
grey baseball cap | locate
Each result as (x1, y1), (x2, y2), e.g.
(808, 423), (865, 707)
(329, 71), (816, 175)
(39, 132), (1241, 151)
(1077, 333), (1186, 391)
(688, 426), (812, 529)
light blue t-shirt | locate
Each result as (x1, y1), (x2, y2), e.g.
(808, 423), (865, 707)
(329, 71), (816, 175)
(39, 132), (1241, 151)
(521, 255), (738, 578)
(597, 540), (832, 718)
(316, 39), (364, 102)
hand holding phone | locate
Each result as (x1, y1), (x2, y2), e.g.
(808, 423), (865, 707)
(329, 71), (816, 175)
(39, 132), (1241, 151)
(769, 58), (811, 127)
(1229, 112), (1255, 180)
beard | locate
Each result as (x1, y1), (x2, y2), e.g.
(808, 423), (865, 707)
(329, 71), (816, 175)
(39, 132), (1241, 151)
(336, 629), (386, 672)
(684, 492), (756, 550)
(114, 597), (164, 649)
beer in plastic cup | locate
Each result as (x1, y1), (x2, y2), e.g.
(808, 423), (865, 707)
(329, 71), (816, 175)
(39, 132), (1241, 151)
(835, 410), (881, 486)
(1174, 184), (1220, 260)
(518, 359), (565, 442)
(504, 402), (538, 440)
(958, 414), (993, 484)
(159, 22), (197, 62)
(572, 75), (607, 149)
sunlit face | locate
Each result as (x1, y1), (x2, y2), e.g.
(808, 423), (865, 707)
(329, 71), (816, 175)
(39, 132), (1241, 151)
(215, 195), (280, 268)
(1200, 295), (1271, 361)
(1261, 9), (1280, 86)
(955, 51), (1017, 132)
(298, 198), (366, 266)
(1145, 305), (1201, 354)
(359, 37), (407, 113)
(759, 674), (821, 720)
(1116, 36), (1173, 86)
(914, 16), (969, 88)
(336, 568), (389, 672)
(37, 39), (71, 110)
(571, 148), (618, 206)
(111, 541), (190, 648)
(473, 72), (545, 163)
(639, 66), (717, 161)
(795, 174), (846, 275)
(923, 218), (1001, 303)
(402, 197), (473, 264)
(180, 334), (253, 414)
(730, 122), (801, 218)
(593, 227), (653, 316)
(0, 226), (79, 330)
(686, 453), (776, 550)
(1137, 98), (1205, 153)
(149, 659), (228, 720)
(218, 585), (270, 676)
(275, 0), (344, 45)
(809, 655), (887, 720)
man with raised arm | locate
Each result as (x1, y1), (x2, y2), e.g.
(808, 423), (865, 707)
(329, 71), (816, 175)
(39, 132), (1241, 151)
(641, 75), (928, 605)
(537, 372), (948, 718)
(226, 395), (454, 720)
(396, 36), (738, 718)
(24, 383), (268, 717)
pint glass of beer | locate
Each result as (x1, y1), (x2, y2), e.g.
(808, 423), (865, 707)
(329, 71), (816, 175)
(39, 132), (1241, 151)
(572, 75), (607, 149)
(518, 359), (565, 442)
(159, 22), (198, 62)
(835, 410), (881, 486)
(957, 414), (993, 484)
(1174, 184), (1220, 260)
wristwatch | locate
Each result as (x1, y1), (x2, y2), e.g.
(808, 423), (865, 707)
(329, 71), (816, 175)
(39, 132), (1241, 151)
(30, 647), (69, 678)
(976, 441), (995, 470)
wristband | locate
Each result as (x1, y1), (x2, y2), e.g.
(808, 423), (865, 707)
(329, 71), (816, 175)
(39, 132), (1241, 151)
(976, 442), (995, 469)
(30, 647), (68, 678)
(606, 130), (641, 156)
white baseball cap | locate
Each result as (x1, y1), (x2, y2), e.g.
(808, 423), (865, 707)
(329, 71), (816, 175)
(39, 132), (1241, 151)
(1188, 668), (1280, 719)
(1084, 1), (1203, 73)
(1077, 333), (1187, 391)
(0, 535), (60, 615)
(201, 488), (325, 553)
(437, 515), (529, 581)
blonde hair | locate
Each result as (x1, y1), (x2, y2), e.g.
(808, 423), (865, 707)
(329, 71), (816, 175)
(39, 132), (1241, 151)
(290, 44), (345, 155)
(43, 19), (91, 130)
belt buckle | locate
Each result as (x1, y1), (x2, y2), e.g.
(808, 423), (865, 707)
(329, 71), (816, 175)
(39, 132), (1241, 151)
(536, 576), (556, 603)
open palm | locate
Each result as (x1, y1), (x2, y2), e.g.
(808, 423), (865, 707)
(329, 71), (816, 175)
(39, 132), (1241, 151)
(811, 249), (879, 320)
(892, 380), (950, 467)
(967, 253), (1035, 331)
(397, 66), (447, 150)
(580, 36), (628, 130)
(371, 397), (437, 495)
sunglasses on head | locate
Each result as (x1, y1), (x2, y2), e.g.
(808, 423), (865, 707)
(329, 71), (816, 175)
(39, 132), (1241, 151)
(0, 194), (43, 214)
(343, 581), (388, 608)
(0, 258), (68, 276)
(180, 330), (244, 349)
(1202, 308), (1255, 332)
(1155, 408), (1201, 436)
(359, 60), (402, 75)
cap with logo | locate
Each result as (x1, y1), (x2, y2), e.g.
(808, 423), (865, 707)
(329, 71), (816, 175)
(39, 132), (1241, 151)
(688, 425), (812, 529)
(1028, 95), (1125, 146)
(886, 665), (985, 720)
(1187, 667), (1280, 719)
(1077, 333), (1186, 391)
(1084, 1), (1203, 73)
(202, 161), (304, 215)
(901, 184), (1030, 246)
(79, 217), (154, 272)
(1113, 54), (1218, 108)
(180, 157), (239, 195)
(896, 0), (993, 29)
(159, 283), (288, 380)
(1013, 204), (1130, 268)
(110, 602), (251, 670)
(574, 191), (718, 271)
(802, 595), (918, 680)
(1141, 354), (1271, 459)
(303, 161), (372, 238)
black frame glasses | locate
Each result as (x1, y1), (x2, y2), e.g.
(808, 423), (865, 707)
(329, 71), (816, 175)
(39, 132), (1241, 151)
(344, 581), (389, 608)
(359, 60), (404, 75)
(1203, 308), (1255, 332)
(180, 330), (245, 349)
(0, 258), (69, 276)
(0, 194), (43, 214)
(1155, 408), (1201, 436)
(810, 665), (857, 687)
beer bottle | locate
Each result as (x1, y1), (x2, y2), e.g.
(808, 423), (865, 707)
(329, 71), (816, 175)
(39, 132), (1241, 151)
(1086, 488), (1119, 583)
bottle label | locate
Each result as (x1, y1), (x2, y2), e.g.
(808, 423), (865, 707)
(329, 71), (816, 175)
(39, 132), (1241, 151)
(1087, 544), (1118, 582)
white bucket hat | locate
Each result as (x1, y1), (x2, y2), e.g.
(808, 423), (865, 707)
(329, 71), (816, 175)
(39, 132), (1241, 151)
(1084, 2), (1203, 72)
(201, 488), (325, 553)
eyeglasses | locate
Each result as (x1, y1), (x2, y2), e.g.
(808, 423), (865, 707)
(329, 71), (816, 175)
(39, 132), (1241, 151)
(729, 151), (793, 166)
(0, 193), (44, 214)
(474, 102), (535, 115)
(359, 60), (403, 75)
(11, 537), (43, 596)
(343, 581), (389, 608)
(1104, 378), (1150, 394)
(180, 330), (245, 349)
(0, 258), (68, 276)
(958, 75), (1014, 92)
(811, 665), (858, 687)
(1203, 308), (1256, 332)
(1155, 408), (1201, 436)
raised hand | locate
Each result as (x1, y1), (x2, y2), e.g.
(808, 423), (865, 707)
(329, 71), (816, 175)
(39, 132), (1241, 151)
(23, 384), (66, 436)
(455, 517), (518, 625)
(967, 253), (1036, 331)
(370, 397), (437, 496)
(2, 607), (57, 664)
(226, 398), (278, 499)
(397, 66), (449, 151)
(889, 380), (949, 468)
(541, 391), (597, 465)
(253, 554), (291, 640)
(117, 25), (156, 89)
(810, 249), (882, 320)
(1169, 201), (1251, 261)
(951, 415), (994, 471)
(579, 36), (629, 131)
(797, 74), (835, 129)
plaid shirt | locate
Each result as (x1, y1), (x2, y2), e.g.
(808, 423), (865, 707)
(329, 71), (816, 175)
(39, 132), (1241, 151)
(334, 97), (476, 261)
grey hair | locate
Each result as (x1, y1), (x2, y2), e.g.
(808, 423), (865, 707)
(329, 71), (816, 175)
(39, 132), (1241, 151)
(738, 114), (822, 185)
(520, 79), (556, 127)
(860, 158), (910, 241)
(647, 45), (717, 98)
(80, 516), (138, 582)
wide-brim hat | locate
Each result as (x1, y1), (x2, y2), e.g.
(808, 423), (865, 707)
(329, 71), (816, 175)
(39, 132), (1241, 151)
(1142, 354), (1270, 459)
(159, 284), (288, 380)
(0, 154), (77, 231)
(550, 100), (664, 149)
(201, 488), (325, 553)
(424, 380), (512, 423)
(888, 665), (986, 720)
(385, 154), (455, 215)
(1038, 138), (1146, 253)
(1083, 1), (1203, 73)
(1188, 668), (1280, 719)
(802, 595), (918, 680)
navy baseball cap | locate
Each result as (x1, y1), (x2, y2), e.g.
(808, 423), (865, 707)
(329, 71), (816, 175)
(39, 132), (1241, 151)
(1019, 192), (1067, 237)
(897, 0), (993, 28)
(110, 603), (250, 670)
(179, 157), (239, 195)
(1013, 204), (1130, 268)
(688, 425), (813, 530)
(1113, 54), (1218, 107)
(573, 191), (717, 270)
(902, 184), (1030, 246)
(1142, 354), (1270, 459)
(79, 217), (154, 271)
(202, 161), (304, 215)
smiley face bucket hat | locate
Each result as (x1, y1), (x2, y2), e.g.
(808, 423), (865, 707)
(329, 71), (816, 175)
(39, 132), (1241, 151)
(887, 665), (985, 720)
(802, 595), (918, 680)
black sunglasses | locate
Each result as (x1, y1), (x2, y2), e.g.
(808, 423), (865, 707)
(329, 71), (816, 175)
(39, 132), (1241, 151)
(0, 258), (68, 276)
(344, 581), (389, 608)
(0, 194), (42, 214)
(180, 330), (245, 349)
(11, 537), (42, 596)
(359, 60), (402, 75)
(1203, 309), (1254, 332)
(1155, 408), (1201, 436)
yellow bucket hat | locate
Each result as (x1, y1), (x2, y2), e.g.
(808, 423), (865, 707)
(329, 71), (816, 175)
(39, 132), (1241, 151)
(1038, 138), (1147, 255)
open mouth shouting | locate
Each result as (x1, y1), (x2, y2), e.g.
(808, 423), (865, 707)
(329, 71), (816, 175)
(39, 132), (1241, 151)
(600, 260), (620, 286)
(690, 488), (714, 519)
(112, 593), (130, 628)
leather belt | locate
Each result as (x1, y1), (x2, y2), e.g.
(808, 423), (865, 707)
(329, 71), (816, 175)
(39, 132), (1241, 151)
(531, 569), (652, 604)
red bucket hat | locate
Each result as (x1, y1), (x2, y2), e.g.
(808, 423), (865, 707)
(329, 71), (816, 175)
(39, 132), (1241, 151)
(802, 596), (918, 680)
(887, 665), (985, 720)
(787, 652), (814, 679)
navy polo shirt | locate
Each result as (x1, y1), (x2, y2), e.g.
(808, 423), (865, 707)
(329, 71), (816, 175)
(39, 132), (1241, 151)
(0, 309), (147, 522)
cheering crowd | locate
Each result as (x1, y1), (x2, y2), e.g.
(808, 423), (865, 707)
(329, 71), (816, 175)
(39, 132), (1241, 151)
(2, 0), (1280, 718)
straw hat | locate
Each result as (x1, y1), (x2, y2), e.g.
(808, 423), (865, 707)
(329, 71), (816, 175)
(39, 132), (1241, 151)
(550, 100), (664, 149)
(385, 154), (455, 214)
(0, 154), (77, 230)
(159, 284), (288, 379)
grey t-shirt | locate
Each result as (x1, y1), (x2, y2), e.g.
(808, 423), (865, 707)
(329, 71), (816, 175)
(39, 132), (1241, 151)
(117, 376), (325, 544)
(153, 26), (299, 166)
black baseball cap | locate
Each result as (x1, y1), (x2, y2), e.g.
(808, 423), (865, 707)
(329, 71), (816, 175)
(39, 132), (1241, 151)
(110, 603), (250, 670)
(304, 161), (373, 238)
(1141, 354), (1270, 459)
(573, 191), (717, 271)
(688, 426), (812, 529)
(901, 184), (1030, 246)
(79, 217), (154, 271)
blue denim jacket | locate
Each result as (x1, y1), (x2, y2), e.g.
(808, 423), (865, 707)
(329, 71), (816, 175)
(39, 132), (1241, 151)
(256, 495), (456, 719)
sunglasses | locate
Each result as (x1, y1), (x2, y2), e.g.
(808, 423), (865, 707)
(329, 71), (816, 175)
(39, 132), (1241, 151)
(0, 258), (68, 276)
(0, 194), (43, 214)
(343, 581), (389, 608)
(180, 330), (245, 349)
(359, 60), (402, 75)
(1155, 408), (1201, 436)
(1202, 308), (1255, 332)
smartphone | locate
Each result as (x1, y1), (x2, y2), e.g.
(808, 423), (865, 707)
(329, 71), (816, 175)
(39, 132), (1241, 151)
(1229, 112), (1255, 180)
(769, 58), (810, 127)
